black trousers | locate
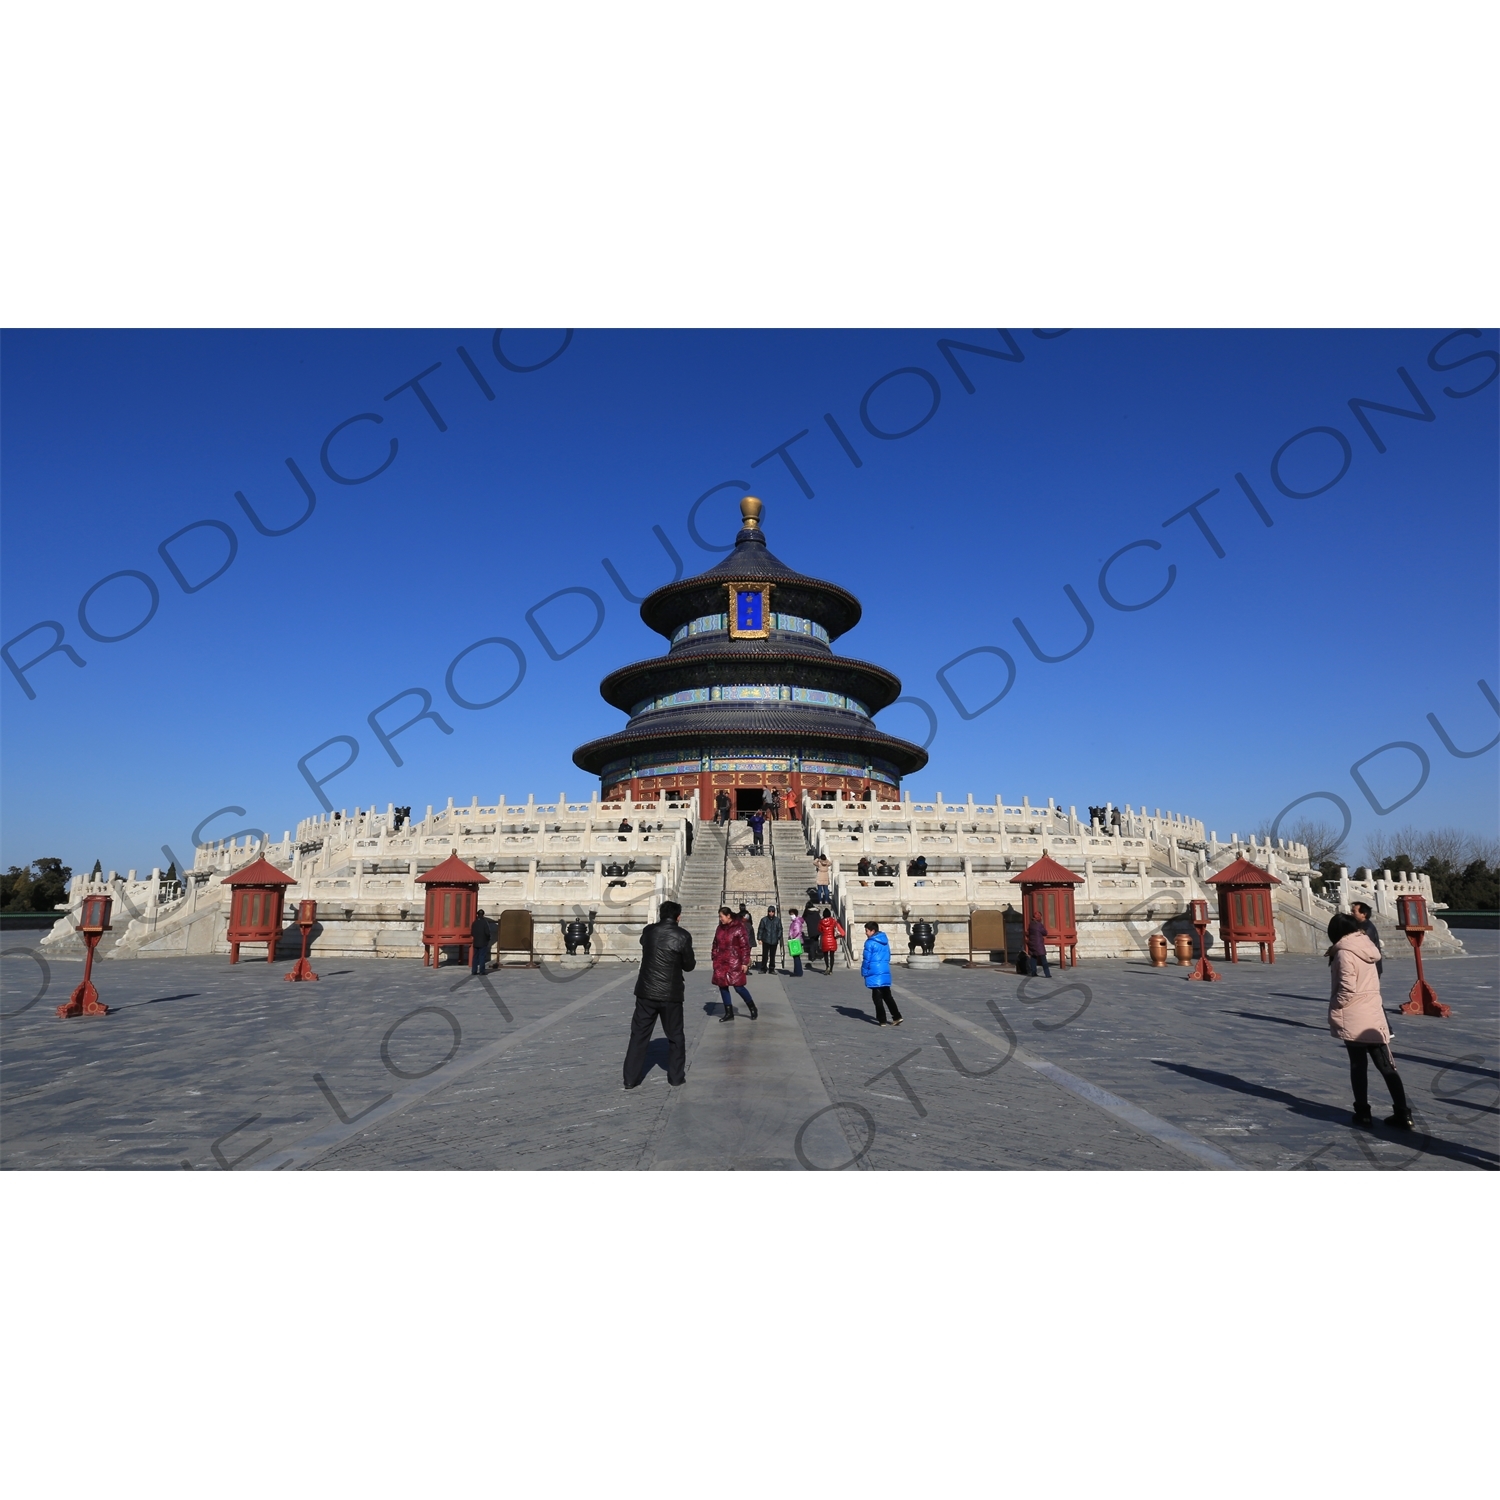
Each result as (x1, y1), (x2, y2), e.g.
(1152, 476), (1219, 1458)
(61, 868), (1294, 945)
(870, 985), (901, 1023)
(1345, 1041), (1408, 1115)
(624, 996), (686, 1086)
(760, 940), (777, 972)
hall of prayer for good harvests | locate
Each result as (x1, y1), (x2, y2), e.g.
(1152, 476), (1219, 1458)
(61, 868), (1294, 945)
(572, 494), (928, 811)
(40, 497), (1464, 967)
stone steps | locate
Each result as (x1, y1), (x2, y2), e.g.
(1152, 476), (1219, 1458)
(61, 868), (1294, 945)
(675, 823), (731, 955)
(771, 821), (815, 911)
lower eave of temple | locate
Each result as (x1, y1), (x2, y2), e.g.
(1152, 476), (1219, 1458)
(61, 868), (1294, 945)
(571, 702), (929, 778)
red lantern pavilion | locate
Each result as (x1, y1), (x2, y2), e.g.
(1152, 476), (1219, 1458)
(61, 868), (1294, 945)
(56, 891), (113, 1018)
(223, 855), (296, 963)
(1395, 892), (1450, 1017)
(1206, 857), (1281, 963)
(1010, 852), (1084, 968)
(416, 851), (490, 968)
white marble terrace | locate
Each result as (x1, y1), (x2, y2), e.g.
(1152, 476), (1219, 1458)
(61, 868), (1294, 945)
(800, 794), (1459, 960)
(40, 786), (1461, 964)
(43, 792), (698, 962)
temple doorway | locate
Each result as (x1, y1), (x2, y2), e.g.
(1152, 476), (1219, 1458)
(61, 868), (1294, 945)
(735, 788), (765, 815)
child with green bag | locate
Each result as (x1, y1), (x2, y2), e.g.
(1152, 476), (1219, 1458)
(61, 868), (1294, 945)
(786, 910), (806, 977)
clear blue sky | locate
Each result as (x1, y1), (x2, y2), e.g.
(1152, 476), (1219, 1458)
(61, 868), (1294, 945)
(2, 328), (1495, 878)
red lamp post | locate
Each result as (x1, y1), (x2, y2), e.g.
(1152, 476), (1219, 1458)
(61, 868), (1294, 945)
(57, 891), (112, 1018)
(285, 898), (319, 982)
(1395, 893), (1450, 1018)
(1010, 853), (1083, 968)
(416, 851), (490, 968)
(1206, 857), (1282, 964)
(1186, 897), (1220, 981)
(223, 855), (296, 963)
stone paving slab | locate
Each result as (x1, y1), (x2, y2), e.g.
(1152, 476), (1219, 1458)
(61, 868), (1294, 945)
(3, 931), (1494, 1171)
(637, 975), (847, 1170)
(780, 963), (1199, 1170)
(812, 933), (1498, 1172)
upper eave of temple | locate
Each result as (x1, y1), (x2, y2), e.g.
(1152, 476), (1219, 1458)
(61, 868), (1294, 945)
(639, 520), (862, 641)
(598, 644), (904, 714)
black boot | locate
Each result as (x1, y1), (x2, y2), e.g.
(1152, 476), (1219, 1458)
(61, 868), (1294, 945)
(746, 998), (759, 1019)
(720, 1002), (734, 1021)
(1352, 1103), (1373, 1128)
(1385, 1071), (1412, 1127)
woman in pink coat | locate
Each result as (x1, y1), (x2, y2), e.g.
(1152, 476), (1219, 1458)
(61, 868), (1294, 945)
(1326, 912), (1412, 1128)
(710, 906), (757, 1022)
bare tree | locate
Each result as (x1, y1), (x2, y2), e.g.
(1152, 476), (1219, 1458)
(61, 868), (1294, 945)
(1368, 825), (1433, 869)
(1255, 817), (1346, 867)
(1466, 832), (1500, 867)
(1366, 825), (1495, 870)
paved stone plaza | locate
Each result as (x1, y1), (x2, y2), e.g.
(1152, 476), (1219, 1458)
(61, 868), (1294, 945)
(2, 929), (1495, 1170)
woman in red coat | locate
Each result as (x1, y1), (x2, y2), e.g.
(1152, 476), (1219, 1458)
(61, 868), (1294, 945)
(818, 907), (845, 974)
(711, 906), (758, 1021)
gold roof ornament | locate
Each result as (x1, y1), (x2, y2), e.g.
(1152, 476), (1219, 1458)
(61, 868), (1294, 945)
(740, 494), (763, 530)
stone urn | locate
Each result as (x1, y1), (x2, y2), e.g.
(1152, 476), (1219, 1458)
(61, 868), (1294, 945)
(1148, 933), (1168, 967)
(1173, 932), (1194, 965)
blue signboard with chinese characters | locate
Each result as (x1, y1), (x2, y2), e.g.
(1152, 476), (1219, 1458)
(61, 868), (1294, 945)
(728, 583), (770, 638)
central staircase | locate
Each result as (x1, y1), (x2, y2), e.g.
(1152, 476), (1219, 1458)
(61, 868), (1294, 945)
(673, 816), (813, 962)
(675, 822), (732, 958)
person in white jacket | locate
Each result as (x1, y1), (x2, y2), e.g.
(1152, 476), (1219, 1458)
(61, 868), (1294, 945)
(1326, 911), (1412, 1128)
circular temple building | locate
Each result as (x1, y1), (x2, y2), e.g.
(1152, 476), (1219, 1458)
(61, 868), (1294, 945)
(573, 495), (929, 810)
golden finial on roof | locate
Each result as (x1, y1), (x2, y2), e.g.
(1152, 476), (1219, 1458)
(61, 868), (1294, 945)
(740, 494), (763, 529)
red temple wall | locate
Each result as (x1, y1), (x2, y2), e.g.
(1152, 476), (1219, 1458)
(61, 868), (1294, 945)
(604, 770), (900, 806)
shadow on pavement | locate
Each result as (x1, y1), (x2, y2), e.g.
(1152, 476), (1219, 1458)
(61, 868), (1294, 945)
(637, 1038), (672, 1079)
(1228, 1010), (1324, 1032)
(833, 1005), (878, 1026)
(1152, 1060), (1499, 1170)
(1441, 1096), (1500, 1116)
(1397, 1052), (1499, 1079)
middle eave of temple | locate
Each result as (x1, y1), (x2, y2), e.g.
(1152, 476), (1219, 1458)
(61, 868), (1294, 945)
(596, 642), (903, 715)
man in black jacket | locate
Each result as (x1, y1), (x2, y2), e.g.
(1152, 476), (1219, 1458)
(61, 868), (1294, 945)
(624, 900), (696, 1088)
(470, 908), (492, 975)
(1351, 900), (1384, 976)
(757, 905), (783, 973)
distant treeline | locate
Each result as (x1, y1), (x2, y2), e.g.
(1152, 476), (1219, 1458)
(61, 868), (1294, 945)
(1, 858), (72, 914)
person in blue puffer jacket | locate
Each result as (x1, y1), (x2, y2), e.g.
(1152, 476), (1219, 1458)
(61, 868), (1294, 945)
(860, 920), (902, 1026)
